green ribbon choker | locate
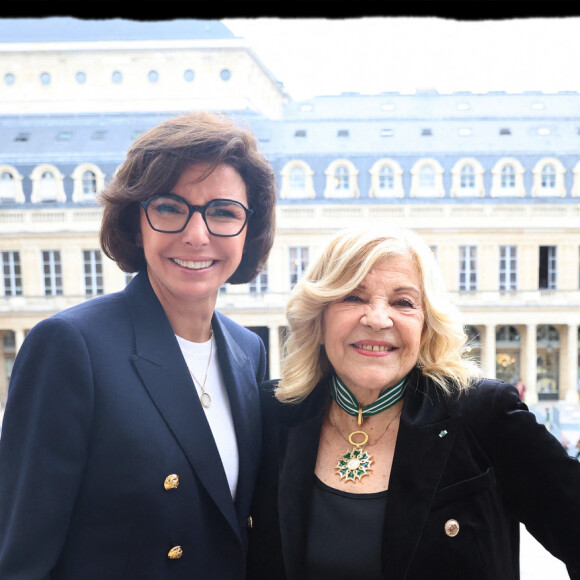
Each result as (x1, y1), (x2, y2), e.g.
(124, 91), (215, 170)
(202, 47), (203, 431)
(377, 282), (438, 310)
(330, 373), (407, 419)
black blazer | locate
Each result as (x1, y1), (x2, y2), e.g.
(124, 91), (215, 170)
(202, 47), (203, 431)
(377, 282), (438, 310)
(247, 371), (580, 580)
(0, 272), (266, 579)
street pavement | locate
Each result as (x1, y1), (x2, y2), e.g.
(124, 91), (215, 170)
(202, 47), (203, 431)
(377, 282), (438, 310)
(520, 524), (569, 579)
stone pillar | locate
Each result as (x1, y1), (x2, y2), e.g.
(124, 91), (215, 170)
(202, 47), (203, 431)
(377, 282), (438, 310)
(268, 324), (280, 380)
(14, 328), (25, 354)
(565, 324), (579, 403)
(525, 324), (538, 405)
(484, 324), (496, 379)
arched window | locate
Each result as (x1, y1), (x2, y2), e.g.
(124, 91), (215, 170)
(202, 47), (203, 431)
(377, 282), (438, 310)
(369, 159), (404, 198)
(324, 159), (359, 198)
(0, 166), (24, 202)
(82, 170), (97, 196)
(40, 171), (57, 202)
(501, 165), (515, 190)
(335, 165), (349, 191)
(419, 165), (435, 190)
(0, 172), (14, 200)
(289, 166), (306, 193)
(410, 159), (444, 197)
(379, 165), (394, 192)
(536, 324), (560, 398)
(541, 164), (556, 190)
(30, 164), (66, 203)
(465, 325), (482, 364)
(71, 163), (106, 202)
(532, 158), (566, 197)
(279, 160), (315, 199)
(495, 325), (521, 385)
(450, 158), (485, 198)
(491, 158), (525, 197)
(460, 165), (475, 190)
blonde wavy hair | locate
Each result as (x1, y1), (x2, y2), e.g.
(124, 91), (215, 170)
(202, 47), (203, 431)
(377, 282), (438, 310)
(276, 227), (480, 403)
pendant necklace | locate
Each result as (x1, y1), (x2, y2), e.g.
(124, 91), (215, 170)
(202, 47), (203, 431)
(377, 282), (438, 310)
(329, 373), (406, 483)
(189, 328), (214, 409)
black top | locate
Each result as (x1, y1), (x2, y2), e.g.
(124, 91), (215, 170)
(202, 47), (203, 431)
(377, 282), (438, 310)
(305, 476), (388, 580)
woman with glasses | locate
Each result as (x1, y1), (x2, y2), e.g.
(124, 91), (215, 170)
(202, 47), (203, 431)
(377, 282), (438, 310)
(0, 112), (277, 579)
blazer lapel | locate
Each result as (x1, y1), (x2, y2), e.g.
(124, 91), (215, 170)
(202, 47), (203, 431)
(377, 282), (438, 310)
(277, 390), (327, 580)
(382, 374), (457, 579)
(124, 273), (240, 543)
(212, 313), (262, 524)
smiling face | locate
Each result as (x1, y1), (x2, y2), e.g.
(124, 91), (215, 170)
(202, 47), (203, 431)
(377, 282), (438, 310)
(139, 163), (248, 318)
(321, 255), (425, 406)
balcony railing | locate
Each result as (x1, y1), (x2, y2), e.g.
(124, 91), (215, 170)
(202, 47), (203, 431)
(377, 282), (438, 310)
(2, 289), (579, 315)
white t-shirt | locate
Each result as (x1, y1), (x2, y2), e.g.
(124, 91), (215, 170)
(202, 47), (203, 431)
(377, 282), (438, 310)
(175, 334), (239, 499)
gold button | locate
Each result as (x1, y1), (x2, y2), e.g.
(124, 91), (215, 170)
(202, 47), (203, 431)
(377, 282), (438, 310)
(444, 519), (460, 537)
(168, 546), (183, 559)
(247, 515), (254, 529)
(164, 474), (179, 490)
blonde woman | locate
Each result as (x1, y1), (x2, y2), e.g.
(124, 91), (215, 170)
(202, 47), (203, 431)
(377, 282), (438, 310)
(247, 228), (580, 580)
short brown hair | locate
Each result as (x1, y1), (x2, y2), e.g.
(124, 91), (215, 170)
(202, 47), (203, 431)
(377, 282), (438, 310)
(99, 112), (277, 283)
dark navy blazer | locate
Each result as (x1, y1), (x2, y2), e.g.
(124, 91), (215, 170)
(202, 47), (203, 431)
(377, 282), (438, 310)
(247, 371), (580, 580)
(0, 271), (266, 579)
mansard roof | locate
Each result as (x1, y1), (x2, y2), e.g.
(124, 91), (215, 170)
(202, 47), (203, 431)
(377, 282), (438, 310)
(0, 17), (234, 43)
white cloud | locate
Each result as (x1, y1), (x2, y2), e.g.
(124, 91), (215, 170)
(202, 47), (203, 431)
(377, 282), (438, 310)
(223, 17), (580, 100)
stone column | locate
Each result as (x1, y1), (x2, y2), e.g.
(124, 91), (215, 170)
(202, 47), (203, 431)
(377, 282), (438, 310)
(565, 324), (579, 403)
(484, 324), (496, 379)
(14, 328), (25, 354)
(525, 324), (538, 405)
(268, 324), (280, 380)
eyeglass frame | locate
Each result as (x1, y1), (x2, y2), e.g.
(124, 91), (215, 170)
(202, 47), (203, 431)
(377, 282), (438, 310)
(140, 193), (254, 237)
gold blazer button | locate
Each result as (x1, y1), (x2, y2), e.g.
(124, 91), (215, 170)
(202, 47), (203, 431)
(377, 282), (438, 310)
(247, 515), (254, 529)
(164, 474), (180, 490)
(168, 546), (183, 559)
(444, 519), (460, 537)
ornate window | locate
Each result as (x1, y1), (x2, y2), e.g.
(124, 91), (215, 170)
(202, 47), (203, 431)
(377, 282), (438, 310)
(536, 324), (560, 397)
(1, 251), (22, 296)
(289, 246), (309, 288)
(499, 246), (517, 291)
(280, 160), (315, 199)
(71, 163), (106, 202)
(495, 325), (520, 385)
(450, 158), (485, 197)
(465, 325), (482, 364)
(0, 165), (25, 202)
(410, 158), (444, 198)
(83, 250), (104, 296)
(572, 161), (580, 197)
(459, 245), (477, 291)
(369, 159), (404, 198)
(30, 164), (66, 203)
(249, 265), (268, 294)
(324, 159), (359, 198)
(532, 158), (566, 197)
(42, 250), (63, 296)
(539, 246), (557, 290)
(490, 158), (525, 197)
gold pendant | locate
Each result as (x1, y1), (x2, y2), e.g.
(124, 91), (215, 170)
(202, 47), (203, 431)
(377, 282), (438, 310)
(335, 430), (373, 482)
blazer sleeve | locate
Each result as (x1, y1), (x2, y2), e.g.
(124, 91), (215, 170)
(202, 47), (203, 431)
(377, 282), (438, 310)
(0, 316), (94, 579)
(468, 380), (580, 579)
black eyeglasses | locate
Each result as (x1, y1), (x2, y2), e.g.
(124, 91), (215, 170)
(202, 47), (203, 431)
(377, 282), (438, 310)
(141, 194), (253, 237)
